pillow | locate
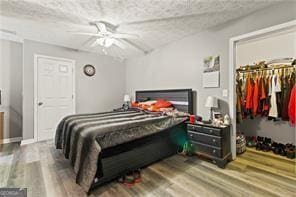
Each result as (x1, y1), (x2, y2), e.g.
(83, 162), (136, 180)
(147, 105), (160, 112)
(134, 100), (157, 110)
(133, 99), (173, 112)
(140, 100), (157, 106)
(153, 99), (172, 109)
(131, 101), (139, 107)
(132, 100), (156, 107)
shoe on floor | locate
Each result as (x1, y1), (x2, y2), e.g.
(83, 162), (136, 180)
(286, 145), (295, 159)
(256, 142), (263, 150)
(278, 143), (287, 156)
(257, 136), (264, 142)
(246, 136), (257, 147)
(271, 142), (278, 153)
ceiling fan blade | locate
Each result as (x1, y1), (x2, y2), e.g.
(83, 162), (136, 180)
(113, 39), (126, 49)
(90, 39), (99, 47)
(97, 38), (106, 46)
(111, 33), (139, 39)
(71, 32), (104, 37)
(96, 22), (107, 33)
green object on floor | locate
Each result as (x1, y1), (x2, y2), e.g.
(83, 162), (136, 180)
(183, 141), (194, 156)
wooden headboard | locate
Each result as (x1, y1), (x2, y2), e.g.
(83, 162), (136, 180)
(135, 89), (193, 114)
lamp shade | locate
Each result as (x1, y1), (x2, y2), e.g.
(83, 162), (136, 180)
(124, 95), (131, 102)
(205, 96), (218, 108)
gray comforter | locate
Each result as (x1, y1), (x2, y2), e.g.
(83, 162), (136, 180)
(55, 110), (186, 191)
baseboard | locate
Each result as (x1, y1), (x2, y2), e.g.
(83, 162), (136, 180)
(21, 138), (36, 146)
(0, 137), (23, 144)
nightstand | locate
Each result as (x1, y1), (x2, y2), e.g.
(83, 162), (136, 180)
(187, 122), (232, 168)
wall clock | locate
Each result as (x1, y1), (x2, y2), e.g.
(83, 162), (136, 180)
(83, 64), (96, 77)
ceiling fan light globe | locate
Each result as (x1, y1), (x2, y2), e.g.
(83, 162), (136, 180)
(104, 38), (114, 47)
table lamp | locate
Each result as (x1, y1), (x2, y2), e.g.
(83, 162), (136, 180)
(123, 94), (131, 110)
(205, 96), (218, 121)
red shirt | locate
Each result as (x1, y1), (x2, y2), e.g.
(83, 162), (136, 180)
(288, 85), (296, 125)
(245, 76), (254, 110)
(252, 77), (259, 116)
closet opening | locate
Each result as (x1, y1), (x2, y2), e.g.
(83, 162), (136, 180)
(229, 21), (296, 171)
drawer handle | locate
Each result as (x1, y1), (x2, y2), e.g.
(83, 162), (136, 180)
(209, 130), (213, 133)
(212, 139), (216, 142)
(190, 134), (193, 137)
(213, 149), (216, 153)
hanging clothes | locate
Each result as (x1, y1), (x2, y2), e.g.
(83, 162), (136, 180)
(252, 77), (260, 116)
(288, 85), (296, 125)
(276, 74), (283, 118)
(245, 75), (254, 118)
(236, 64), (295, 124)
(281, 75), (291, 120)
(236, 79), (243, 123)
(258, 76), (267, 115)
(269, 74), (282, 118)
(262, 75), (271, 116)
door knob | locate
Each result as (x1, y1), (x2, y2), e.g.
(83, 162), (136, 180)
(38, 102), (43, 106)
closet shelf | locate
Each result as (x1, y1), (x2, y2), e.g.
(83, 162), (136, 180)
(236, 64), (295, 73)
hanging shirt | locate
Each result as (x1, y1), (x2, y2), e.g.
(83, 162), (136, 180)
(268, 76), (273, 96)
(252, 77), (260, 116)
(259, 77), (267, 100)
(262, 76), (271, 116)
(269, 74), (281, 118)
(245, 76), (254, 110)
(236, 79), (243, 123)
(281, 75), (290, 120)
(288, 85), (296, 125)
(258, 76), (267, 115)
(241, 76), (247, 102)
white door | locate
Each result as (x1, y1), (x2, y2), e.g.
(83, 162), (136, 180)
(36, 56), (75, 141)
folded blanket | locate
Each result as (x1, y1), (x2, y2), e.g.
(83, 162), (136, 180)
(55, 110), (185, 191)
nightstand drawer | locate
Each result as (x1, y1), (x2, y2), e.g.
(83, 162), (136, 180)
(202, 127), (221, 137)
(192, 142), (222, 158)
(187, 124), (203, 132)
(188, 131), (221, 147)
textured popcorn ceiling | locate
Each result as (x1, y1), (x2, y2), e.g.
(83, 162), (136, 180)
(0, 0), (283, 58)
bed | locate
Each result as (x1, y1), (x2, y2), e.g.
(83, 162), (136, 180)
(55, 89), (193, 193)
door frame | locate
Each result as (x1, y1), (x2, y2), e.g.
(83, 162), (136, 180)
(229, 20), (296, 160)
(34, 54), (76, 142)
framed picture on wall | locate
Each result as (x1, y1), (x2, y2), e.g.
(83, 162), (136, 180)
(202, 56), (220, 88)
(212, 111), (222, 121)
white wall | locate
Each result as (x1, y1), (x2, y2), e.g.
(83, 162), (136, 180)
(125, 2), (296, 121)
(237, 31), (296, 66)
(236, 30), (296, 144)
(23, 40), (125, 140)
(0, 39), (23, 139)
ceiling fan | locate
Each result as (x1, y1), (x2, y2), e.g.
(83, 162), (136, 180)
(71, 21), (139, 49)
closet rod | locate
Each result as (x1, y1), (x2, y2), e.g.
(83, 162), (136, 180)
(236, 65), (295, 73)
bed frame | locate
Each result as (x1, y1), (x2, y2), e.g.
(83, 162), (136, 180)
(89, 89), (193, 193)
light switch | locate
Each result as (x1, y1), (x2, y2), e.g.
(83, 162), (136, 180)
(222, 89), (228, 97)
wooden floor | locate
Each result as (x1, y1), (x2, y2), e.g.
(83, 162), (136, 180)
(0, 141), (295, 197)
